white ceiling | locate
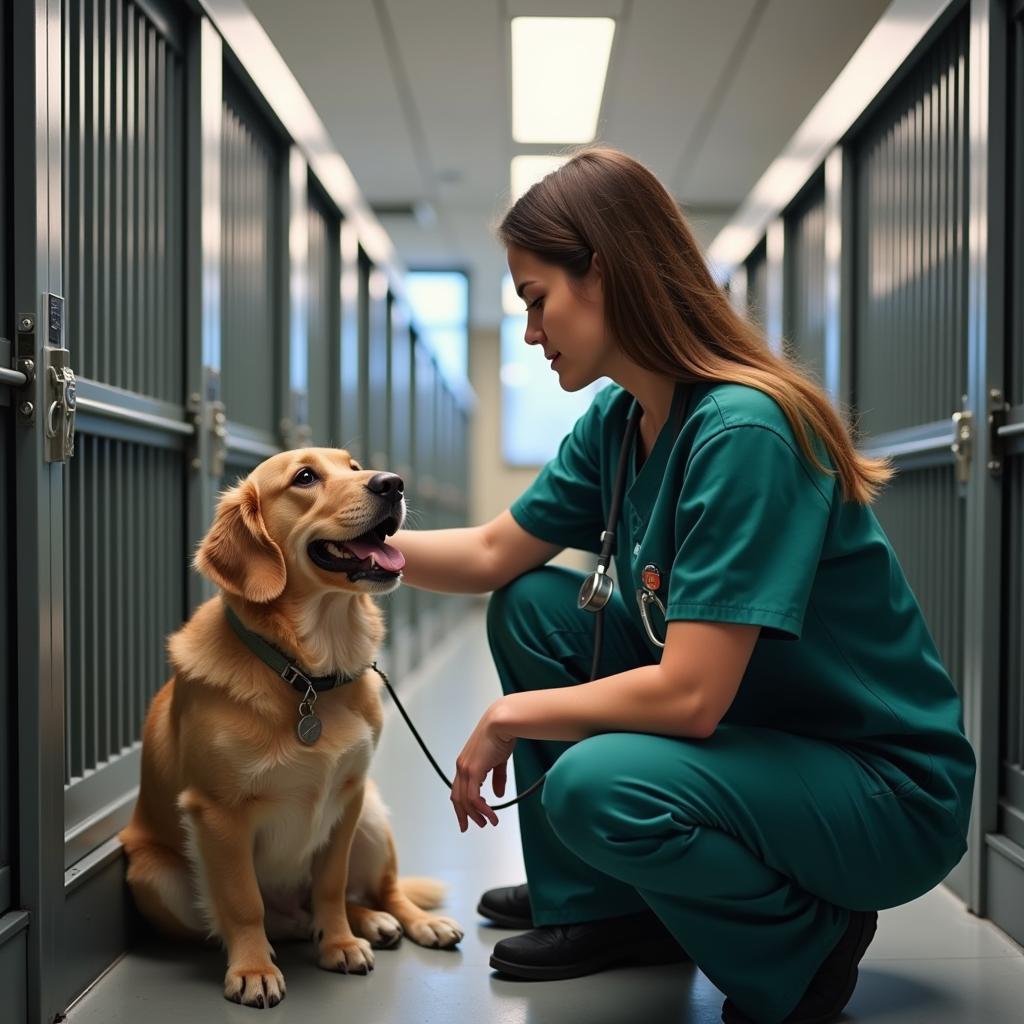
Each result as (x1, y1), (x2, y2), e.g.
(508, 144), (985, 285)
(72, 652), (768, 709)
(245, 0), (891, 329)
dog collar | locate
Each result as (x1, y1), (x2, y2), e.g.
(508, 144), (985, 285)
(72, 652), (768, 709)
(224, 604), (367, 694)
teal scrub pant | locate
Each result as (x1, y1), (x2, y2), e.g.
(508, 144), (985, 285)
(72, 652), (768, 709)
(486, 565), (969, 1024)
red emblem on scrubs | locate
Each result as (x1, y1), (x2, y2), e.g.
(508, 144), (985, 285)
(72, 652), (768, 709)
(641, 563), (662, 591)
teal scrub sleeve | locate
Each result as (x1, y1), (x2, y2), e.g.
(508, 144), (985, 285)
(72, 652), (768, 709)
(665, 424), (832, 641)
(508, 407), (605, 555)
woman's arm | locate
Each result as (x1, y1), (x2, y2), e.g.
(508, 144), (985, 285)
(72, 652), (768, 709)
(491, 664), (709, 741)
(451, 609), (761, 830)
(490, 619), (762, 741)
(390, 525), (497, 594)
(392, 510), (564, 595)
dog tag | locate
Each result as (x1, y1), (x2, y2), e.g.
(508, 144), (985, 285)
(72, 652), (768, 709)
(297, 713), (322, 745)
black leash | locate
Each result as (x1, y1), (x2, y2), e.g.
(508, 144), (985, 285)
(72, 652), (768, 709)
(370, 661), (546, 809)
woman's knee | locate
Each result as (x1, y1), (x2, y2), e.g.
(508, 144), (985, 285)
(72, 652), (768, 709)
(487, 567), (596, 699)
(485, 564), (582, 648)
(486, 569), (557, 696)
(487, 567), (546, 638)
(540, 739), (604, 851)
(541, 734), (690, 858)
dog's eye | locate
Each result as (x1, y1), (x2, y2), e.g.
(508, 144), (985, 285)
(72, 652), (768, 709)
(350, 461), (362, 471)
(291, 468), (319, 488)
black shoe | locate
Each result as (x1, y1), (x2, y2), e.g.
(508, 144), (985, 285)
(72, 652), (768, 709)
(477, 883), (533, 929)
(489, 909), (691, 981)
(721, 909), (878, 1024)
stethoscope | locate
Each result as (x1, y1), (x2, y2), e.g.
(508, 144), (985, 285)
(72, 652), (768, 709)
(381, 394), (677, 810)
(577, 398), (668, 654)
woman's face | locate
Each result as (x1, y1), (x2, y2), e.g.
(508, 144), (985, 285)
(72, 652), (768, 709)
(506, 244), (610, 391)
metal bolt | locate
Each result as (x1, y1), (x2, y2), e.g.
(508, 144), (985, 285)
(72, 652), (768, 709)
(19, 401), (34, 416)
(18, 359), (35, 375)
(19, 315), (34, 331)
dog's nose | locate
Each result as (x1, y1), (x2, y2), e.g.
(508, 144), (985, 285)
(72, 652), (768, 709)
(365, 472), (404, 500)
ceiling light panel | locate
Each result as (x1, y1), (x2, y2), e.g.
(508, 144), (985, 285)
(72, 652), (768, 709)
(511, 17), (615, 143)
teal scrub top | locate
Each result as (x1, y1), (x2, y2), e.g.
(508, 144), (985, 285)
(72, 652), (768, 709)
(508, 379), (976, 841)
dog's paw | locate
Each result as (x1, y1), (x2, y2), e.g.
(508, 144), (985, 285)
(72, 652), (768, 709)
(356, 910), (404, 949)
(407, 915), (464, 949)
(224, 963), (286, 1008)
(316, 934), (375, 975)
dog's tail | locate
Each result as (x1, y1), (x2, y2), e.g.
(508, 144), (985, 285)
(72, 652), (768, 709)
(398, 876), (448, 910)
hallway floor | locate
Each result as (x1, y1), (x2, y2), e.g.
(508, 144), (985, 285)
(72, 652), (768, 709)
(66, 602), (1024, 1023)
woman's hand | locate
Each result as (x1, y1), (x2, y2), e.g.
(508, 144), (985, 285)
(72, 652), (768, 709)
(451, 700), (517, 832)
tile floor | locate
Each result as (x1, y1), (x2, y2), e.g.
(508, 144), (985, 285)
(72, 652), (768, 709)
(66, 602), (1024, 1023)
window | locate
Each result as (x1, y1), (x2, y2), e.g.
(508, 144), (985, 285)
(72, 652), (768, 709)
(406, 270), (469, 383)
(500, 311), (608, 466)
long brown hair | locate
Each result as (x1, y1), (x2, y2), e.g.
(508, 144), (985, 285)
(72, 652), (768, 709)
(496, 146), (894, 505)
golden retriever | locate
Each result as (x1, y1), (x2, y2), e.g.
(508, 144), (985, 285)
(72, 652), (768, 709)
(118, 447), (463, 1007)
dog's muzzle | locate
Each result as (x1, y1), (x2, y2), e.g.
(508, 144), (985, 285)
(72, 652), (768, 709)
(308, 511), (404, 580)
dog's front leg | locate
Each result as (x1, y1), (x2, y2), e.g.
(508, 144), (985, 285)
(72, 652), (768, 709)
(178, 788), (285, 1007)
(311, 782), (375, 975)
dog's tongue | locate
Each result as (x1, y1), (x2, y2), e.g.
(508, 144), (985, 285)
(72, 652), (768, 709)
(344, 537), (406, 572)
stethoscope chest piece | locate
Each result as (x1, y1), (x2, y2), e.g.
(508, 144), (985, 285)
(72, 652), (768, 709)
(578, 564), (614, 611)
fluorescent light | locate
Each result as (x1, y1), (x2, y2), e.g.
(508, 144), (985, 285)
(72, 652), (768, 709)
(510, 155), (568, 202)
(512, 17), (615, 143)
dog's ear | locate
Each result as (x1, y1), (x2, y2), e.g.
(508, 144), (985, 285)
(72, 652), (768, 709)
(194, 479), (287, 603)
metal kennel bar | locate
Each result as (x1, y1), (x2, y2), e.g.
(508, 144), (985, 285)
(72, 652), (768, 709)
(60, 0), (190, 875)
(783, 173), (827, 385)
(4, 0), (474, 1019)
(219, 64), (285, 476)
(718, 0), (1021, 933)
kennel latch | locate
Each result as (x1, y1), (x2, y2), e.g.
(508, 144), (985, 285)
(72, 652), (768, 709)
(44, 347), (77, 464)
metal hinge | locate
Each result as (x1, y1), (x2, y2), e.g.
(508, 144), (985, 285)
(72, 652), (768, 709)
(13, 313), (39, 425)
(950, 394), (973, 485)
(188, 392), (227, 476)
(987, 387), (1011, 477)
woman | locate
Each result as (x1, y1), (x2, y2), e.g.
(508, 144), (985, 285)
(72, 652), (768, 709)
(392, 146), (975, 1024)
